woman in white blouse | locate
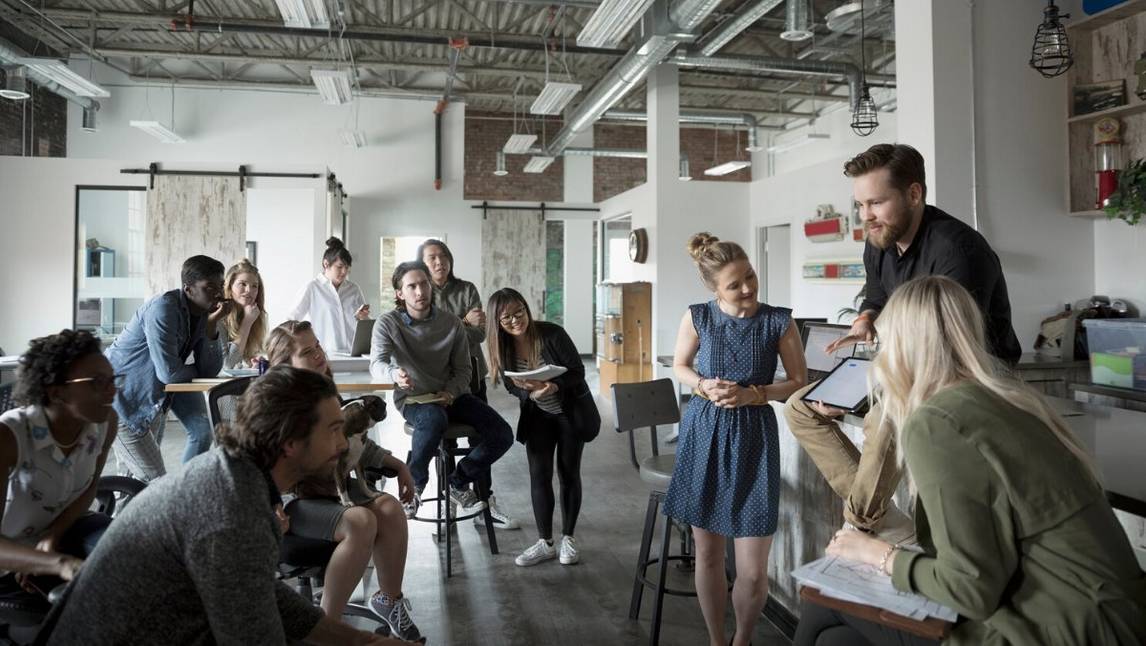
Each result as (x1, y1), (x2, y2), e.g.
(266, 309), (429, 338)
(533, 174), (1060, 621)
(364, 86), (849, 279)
(0, 329), (118, 608)
(288, 237), (371, 354)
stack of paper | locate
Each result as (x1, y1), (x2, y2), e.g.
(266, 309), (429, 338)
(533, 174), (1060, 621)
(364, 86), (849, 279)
(503, 365), (568, 381)
(792, 556), (958, 622)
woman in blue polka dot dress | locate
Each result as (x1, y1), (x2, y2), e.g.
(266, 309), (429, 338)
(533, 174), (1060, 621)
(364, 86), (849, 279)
(664, 232), (807, 646)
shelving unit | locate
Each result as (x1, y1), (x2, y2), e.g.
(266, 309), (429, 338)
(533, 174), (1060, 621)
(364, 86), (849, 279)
(1064, 0), (1146, 214)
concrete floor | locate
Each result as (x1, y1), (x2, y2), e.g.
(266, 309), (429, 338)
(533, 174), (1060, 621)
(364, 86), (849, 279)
(106, 365), (790, 646)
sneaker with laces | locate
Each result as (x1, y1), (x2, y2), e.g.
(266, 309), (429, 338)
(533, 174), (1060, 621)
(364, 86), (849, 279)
(472, 495), (521, 529)
(448, 485), (486, 515)
(402, 489), (423, 520)
(515, 538), (557, 567)
(558, 535), (579, 565)
(368, 593), (425, 644)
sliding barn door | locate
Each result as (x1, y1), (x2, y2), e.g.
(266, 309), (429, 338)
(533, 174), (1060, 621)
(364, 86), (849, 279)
(481, 208), (546, 316)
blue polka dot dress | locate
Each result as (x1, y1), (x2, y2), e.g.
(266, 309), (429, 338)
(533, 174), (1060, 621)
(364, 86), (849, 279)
(663, 301), (790, 538)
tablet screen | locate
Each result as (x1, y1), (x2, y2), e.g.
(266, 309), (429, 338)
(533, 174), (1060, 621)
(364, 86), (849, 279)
(801, 357), (873, 412)
(804, 325), (855, 374)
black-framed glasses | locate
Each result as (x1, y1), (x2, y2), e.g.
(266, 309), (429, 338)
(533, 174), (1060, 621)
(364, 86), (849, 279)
(498, 310), (528, 326)
(64, 374), (126, 391)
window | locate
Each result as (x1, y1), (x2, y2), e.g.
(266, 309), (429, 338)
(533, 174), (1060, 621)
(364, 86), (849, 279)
(600, 214), (632, 283)
(74, 186), (148, 341)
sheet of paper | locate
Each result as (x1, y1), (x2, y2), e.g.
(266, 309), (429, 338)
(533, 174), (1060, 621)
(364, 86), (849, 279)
(405, 393), (447, 405)
(792, 555), (958, 622)
(503, 364), (568, 381)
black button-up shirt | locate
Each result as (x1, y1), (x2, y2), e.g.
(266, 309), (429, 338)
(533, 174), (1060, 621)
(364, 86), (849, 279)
(860, 205), (1022, 364)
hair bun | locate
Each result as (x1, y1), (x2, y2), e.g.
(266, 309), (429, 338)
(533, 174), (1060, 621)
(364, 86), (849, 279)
(325, 236), (345, 250)
(686, 232), (719, 261)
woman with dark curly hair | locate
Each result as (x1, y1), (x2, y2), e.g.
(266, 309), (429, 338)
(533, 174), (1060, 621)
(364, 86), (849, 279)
(0, 329), (119, 613)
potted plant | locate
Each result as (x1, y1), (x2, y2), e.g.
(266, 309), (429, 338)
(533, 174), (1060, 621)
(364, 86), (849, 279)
(1104, 158), (1146, 225)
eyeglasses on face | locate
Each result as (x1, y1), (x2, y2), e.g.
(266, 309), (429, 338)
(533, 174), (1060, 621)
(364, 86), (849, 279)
(498, 309), (528, 326)
(63, 374), (126, 391)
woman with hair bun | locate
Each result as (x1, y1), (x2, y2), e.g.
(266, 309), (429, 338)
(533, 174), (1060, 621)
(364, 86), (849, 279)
(288, 237), (371, 354)
(665, 232), (807, 646)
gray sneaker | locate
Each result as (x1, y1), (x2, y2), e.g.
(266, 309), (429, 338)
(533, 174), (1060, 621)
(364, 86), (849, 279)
(515, 538), (557, 567)
(448, 485), (486, 515)
(368, 593), (425, 644)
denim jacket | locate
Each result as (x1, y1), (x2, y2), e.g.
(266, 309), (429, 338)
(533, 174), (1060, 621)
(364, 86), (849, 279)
(106, 289), (223, 436)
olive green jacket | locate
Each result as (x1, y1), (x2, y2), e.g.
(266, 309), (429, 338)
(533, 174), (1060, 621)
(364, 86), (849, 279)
(891, 382), (1146, 645)
(431, 277), (488, 382)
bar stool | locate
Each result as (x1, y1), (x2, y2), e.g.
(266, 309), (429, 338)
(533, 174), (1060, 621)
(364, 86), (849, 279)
(404, 422), (499, 577)
(612, 379), (694, 646)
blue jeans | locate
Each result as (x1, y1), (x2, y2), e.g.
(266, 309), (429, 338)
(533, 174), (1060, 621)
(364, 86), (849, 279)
(170, 392), (213, 463)
(401, 394), (513, 491)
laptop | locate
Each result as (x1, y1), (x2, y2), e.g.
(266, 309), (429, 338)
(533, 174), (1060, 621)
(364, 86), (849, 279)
(802, 322), (856, 381)
(349, 318), (375, 357)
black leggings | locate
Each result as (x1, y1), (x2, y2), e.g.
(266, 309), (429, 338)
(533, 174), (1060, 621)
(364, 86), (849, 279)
(524, 413), (585, 539)
(794, 599), (942, 646)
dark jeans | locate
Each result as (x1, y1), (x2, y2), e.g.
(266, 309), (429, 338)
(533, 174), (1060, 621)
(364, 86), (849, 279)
(794, 599), (942, 646)
(0, 513), (112, 615)
(525, 412), (585, 539)
(401, 394), (513, 491)
(470, 375), (495, 497)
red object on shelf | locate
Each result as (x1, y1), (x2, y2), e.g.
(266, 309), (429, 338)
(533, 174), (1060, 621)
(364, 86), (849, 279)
(804, 216), (847, 242)
(853, 228), (865, 241)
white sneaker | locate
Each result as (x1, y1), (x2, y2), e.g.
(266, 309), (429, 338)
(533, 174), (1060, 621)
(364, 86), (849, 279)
(558, 535), (579, 565)
(402, 490), (423, 520)
(514, 539), (557, 567)
(473, 495), (521, 529)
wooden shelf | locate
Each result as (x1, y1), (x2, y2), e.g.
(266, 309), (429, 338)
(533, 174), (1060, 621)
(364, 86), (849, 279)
(1068, 100), (1146, 123)
(1067, 0), (1146, 33)
(1068, 210), (1109, 219)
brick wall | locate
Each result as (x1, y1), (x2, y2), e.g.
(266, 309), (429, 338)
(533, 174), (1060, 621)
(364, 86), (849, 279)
(592, 123), (753, 203)
(0, 68), (68, 158)
(464, 110), (564, 202)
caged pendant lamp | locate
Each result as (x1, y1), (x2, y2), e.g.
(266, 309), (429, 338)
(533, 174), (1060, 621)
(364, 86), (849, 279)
(849, 0), (878, 136)
(1029, 0), (1073, 78)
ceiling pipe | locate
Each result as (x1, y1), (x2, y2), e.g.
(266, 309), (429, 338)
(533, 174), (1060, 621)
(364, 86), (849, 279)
(544, 0), (722, 156)
(695, 0), (784, 56)
(671, 51), (867, 110)
(603, 109), (762, 150)
(0, 38), (99, 110)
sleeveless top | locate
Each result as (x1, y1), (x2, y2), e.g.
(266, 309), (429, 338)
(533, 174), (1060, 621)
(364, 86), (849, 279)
(0, 405), (109, 545)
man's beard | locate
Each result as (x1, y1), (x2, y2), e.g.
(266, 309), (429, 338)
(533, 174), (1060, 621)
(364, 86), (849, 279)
(865, 208), (910, 250)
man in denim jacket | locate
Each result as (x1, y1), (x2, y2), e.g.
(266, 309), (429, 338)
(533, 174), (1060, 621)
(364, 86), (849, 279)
(106, 255), (228, 481)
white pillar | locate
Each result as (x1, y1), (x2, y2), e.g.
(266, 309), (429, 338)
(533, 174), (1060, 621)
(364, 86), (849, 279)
(563, 220), (595, 351)
(563, 126), (595, 204)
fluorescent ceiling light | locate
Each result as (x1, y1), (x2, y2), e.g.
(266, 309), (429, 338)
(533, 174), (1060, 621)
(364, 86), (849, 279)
(274, 0), (330, 29)
(523, 156), (555, 173)
(767, 132), (830, 154)
(503, 133), (538, 154)
(530, 81), (582, 115)
(577, 0), (657, 49)
(17, 58), (109, 98)
(130, 120), (186, 143)
(340, 129), (367, 148)
(704, 160), (751, 176)
(311, 69), (353, 105)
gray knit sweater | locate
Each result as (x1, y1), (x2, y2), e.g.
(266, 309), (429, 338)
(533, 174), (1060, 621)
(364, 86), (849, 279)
(46, 449), (325, 645)
(369, 306), (472, 411)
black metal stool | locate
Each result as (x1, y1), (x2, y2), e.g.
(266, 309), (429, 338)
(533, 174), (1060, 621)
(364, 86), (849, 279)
(404, 422), (498, 577)
(612, 379), (697, 646)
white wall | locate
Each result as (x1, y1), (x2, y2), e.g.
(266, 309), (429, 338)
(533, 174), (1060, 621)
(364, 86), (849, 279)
(247, 188), (319, 327)
(765, 107), (900, 178)
(1094, 222), (1146, 310)
(0, 158), (143, 354)
(68, 66), (471, 313)
(562, 220), (595, 352)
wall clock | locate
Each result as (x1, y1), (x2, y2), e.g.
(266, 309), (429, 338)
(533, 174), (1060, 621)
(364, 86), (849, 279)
(628, 227), (648, 263)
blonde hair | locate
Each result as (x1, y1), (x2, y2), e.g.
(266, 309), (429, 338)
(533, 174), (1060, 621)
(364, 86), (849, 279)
(872, 276), (1097, 482)
(266, 320), (311, 368)
(223, 259), (267, 360)
(686, 232), (748, 289)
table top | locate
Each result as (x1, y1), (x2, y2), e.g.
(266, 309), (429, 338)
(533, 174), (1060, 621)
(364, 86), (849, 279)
(165, 371), (393, 393)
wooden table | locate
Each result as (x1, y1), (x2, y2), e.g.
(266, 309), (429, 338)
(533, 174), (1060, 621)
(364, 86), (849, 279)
(165, 377), (394, 394)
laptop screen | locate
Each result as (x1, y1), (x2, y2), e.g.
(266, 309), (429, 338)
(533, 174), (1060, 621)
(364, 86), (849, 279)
(803, 323), (855, 375)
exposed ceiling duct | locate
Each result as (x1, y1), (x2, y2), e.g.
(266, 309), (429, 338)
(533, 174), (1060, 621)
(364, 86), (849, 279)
(671, 51), (876, 111)
(544, 0), (722, 156)
(782, 0), (814, 42)
(695, 0), (784, 57)
(602, 109), (763, 151)
(0, 38), (100, 110)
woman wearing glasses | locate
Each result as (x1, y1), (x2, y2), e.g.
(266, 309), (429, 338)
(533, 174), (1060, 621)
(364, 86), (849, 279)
(0, 330), (120, 616)
(486, 288), (600, 568)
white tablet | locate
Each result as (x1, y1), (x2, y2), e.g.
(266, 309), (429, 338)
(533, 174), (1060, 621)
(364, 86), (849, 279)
(800, 357), (873, 412)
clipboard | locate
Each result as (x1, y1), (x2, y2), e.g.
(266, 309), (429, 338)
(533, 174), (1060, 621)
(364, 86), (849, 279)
(800, 586), (953, 641)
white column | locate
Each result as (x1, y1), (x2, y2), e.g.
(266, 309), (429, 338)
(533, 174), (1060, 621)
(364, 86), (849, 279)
(563, 220), (595, 351)
(563, 126), (595, 204)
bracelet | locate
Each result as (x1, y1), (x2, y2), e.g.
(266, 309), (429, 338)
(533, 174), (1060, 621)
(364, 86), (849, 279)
(878, 544), (899, 576)
(751, 385), (768, 405)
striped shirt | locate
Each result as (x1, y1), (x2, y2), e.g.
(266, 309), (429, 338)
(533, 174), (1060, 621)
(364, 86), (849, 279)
(515, 359), (563, 415)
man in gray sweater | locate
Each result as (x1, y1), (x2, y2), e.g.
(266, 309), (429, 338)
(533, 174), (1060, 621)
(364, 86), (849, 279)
(370, 260), (513, 519)
(45, 367), (398, 646)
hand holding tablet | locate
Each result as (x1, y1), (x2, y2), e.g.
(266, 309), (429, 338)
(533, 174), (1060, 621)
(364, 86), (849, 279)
(800, 357), (874, 414)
